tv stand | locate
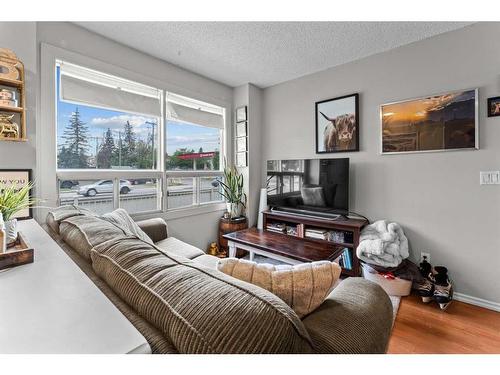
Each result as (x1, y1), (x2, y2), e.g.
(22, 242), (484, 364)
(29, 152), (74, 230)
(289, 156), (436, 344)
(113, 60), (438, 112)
(270, 207), (344, 221)
(263, 210), (368, 276)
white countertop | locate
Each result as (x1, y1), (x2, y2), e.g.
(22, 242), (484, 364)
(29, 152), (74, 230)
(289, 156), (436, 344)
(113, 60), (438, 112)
(0, 219), (150, 354)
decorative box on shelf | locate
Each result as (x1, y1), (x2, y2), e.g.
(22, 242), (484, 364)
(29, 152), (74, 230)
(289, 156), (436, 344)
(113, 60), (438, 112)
(0, 232), (34, 270)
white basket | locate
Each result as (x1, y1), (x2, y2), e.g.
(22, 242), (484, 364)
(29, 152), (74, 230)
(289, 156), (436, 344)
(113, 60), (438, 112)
(361, 263), (412, 296)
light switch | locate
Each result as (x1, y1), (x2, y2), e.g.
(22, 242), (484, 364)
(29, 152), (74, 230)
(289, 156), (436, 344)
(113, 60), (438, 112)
(480, 171), (500, 185)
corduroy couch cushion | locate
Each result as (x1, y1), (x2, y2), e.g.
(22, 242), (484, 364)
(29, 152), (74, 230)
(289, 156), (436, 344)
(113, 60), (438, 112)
(46, 205), (97, 234)
(90, 235), (314, 354)
(57, 209), (152, 260)
(217, 258), (341, 318)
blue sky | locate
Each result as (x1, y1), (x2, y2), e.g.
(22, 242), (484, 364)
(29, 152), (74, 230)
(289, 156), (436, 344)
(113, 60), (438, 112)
(56, 68), (221, 156)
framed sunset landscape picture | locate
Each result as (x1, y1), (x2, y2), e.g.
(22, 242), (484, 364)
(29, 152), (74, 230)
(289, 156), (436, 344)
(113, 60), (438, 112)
(381, 89), (478, 154)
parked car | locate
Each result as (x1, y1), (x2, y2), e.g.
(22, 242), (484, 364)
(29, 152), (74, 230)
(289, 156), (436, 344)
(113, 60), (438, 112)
(77, 179), (132, 197)
(129, 178), (153, 185)
(60, 180), (79, 189)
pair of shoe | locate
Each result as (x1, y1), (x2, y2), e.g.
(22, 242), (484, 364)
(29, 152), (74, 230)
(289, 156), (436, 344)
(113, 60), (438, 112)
(416, 257), (453, 311)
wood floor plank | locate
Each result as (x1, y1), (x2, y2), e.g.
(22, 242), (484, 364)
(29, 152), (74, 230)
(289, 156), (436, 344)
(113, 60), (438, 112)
(388, 294), (500, 354)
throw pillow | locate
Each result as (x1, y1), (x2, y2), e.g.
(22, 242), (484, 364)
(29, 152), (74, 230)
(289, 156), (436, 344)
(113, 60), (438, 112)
(217, 258), (341, 318)
(101, 208), (153, 245)
(301, 186), (326, 207)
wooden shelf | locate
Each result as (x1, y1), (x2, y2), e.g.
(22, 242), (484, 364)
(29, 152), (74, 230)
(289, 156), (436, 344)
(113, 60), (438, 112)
(0, 136), (27, 142)
(0, 48), (26, 141)
(302, 235), (354, 248)
(0, 77), (23, 88)
(0, 105), (23, 113)
(263, 210), (368, 277)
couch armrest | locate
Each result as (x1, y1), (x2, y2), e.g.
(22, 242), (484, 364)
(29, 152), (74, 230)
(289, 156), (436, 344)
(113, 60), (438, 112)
(302, 277), (393, 354)
(136, 218), (168, 243)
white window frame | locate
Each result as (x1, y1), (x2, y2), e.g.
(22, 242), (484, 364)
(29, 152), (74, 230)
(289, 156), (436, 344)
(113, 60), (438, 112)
(38, 43), (229, 221)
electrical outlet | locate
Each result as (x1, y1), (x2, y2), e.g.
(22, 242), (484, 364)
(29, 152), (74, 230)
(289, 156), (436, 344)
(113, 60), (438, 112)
(480, 171), (500, 185)
(420, 252), (430, 264)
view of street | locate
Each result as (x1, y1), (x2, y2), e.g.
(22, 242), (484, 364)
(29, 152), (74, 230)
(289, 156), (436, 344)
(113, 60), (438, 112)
(59, 178), (223, 214)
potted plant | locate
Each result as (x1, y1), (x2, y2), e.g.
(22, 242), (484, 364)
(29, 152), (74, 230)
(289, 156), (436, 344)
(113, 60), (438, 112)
(0, 181), (37, 245)
(218, 165), (247, 219)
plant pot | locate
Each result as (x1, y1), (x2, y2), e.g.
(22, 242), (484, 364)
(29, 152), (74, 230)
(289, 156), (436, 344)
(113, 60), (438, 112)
(226, 202), (243, 219)
(5, 218), (18, 245)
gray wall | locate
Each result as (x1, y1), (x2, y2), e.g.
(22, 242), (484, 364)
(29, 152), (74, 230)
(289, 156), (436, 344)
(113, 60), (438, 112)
(261, 23), (500, 303)
(233, 83), (263, 226)
(0, 22), (37, 173)
(34, 22), (233, 250)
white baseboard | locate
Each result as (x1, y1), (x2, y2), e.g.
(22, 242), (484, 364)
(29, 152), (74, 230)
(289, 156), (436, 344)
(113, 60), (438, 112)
(453, 292), (500, 312)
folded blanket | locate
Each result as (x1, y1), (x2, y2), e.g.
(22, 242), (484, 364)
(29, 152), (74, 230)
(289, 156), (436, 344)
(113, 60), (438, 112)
(356, 220), (409, 268)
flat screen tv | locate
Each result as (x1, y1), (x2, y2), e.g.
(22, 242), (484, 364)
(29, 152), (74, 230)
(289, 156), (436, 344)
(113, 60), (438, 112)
(266, 158), (349, 217)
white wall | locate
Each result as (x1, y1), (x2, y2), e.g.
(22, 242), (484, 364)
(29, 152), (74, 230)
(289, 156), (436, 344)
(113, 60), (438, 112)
(0, 22), (37, 172)
(35, 22), (234, 250)
(261, 23), (500, 303)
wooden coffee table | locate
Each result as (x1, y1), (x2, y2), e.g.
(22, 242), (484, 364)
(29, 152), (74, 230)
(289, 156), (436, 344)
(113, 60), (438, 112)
(223, 227), (345, 264)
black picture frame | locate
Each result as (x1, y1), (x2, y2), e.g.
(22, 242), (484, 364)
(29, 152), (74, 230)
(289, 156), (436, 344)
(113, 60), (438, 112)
(315, 93), (359, 154)
(0, 169), (33, 220)
(236, 106), (247, 123)
(487, 96), (500, 117)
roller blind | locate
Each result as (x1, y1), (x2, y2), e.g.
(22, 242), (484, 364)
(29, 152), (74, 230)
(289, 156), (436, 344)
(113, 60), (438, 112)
(166, 93), (224, 129)
(59, 62), (161, 117)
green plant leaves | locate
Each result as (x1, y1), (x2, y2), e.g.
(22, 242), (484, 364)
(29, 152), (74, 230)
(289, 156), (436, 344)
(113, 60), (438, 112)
(0, 181), (37, 220)
(218, 164), (246, 207)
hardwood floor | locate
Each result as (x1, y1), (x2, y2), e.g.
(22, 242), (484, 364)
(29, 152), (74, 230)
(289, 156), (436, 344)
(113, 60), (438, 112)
(388, 294), (500, 354)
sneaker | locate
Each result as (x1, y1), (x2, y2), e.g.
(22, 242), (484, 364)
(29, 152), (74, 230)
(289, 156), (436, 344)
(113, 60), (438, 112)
(416, 257), (434, 303)
(433, 266), (453, 310)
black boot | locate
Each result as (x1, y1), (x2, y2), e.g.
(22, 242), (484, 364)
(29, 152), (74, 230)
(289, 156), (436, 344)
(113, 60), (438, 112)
(433, 266), (453, 310)
(416, 256), (434, 303)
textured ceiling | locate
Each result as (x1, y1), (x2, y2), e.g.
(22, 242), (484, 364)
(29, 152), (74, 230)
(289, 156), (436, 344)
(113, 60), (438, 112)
(76, 22), (472, 88)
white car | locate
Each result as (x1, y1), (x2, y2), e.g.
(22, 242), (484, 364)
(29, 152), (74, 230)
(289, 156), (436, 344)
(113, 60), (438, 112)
(77, 179), (131, 197)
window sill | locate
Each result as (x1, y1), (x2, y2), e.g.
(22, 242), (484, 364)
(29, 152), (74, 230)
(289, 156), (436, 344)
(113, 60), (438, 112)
(131, 202), (226, 222)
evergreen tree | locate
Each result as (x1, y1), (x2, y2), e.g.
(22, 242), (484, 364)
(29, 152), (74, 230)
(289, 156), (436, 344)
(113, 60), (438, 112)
(121, 120), (137, 166)
(60, 107), (90, 168)
(135, 139), (154, 169)
(57, 145), (73, 168)
(97, 128), (115, 169)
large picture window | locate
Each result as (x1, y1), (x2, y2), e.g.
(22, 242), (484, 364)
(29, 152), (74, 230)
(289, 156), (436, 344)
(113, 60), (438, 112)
(165, 93), (224, 172)
(54, 60), (226, 215)
(56, 62), (161, 170)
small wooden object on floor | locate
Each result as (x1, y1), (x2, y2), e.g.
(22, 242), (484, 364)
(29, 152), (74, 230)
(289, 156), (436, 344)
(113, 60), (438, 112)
(218, 216), (248, 258)
(0, 232), (34, 270)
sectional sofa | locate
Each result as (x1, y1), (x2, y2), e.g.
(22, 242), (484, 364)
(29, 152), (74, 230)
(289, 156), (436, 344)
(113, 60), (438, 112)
(45, 206), (393, 354)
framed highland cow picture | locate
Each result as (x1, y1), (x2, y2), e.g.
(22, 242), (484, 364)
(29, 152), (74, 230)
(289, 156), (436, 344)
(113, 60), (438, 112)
(315, 93), (359, 153)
